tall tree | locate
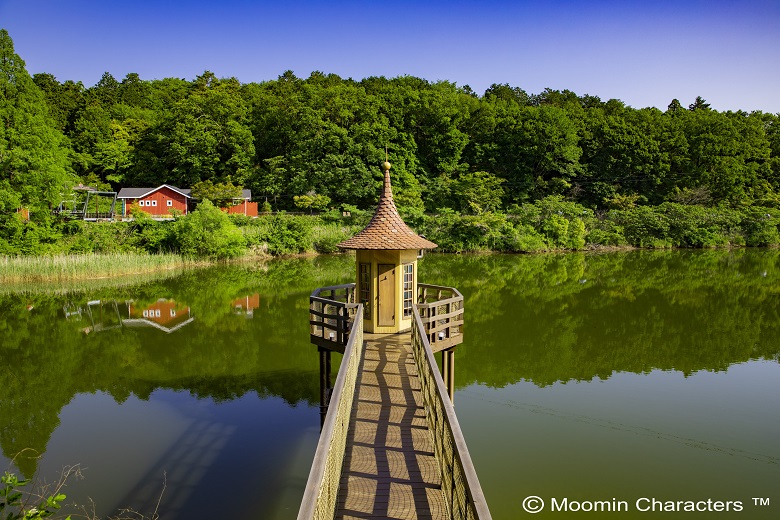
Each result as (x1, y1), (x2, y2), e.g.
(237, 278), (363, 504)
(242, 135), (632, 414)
(0, 29), (73, 227)
(688, 96), (711, 111)
(666, 98), (684, 114)
(32, 73), (85, 131)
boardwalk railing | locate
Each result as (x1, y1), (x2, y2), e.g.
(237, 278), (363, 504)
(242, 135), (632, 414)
(417, 283), (464, 352)
(298, 308), (364, 520)
(309, 283), (357, 350)
(412, 305), (492, 520)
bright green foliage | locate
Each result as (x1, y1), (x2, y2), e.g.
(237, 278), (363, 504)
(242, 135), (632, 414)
(191, 179), (243, 208)
(294, 192), (331, 213)
(133, 72), (254, 188)
(740, 207), (780, 246)
(32, 73), (84, 132)
(468, 101), (581, 202)
(173, 200), (245, 258)
(580, 108), (669, 206)
(3, 27), (780, 256)
(610, 206), (672, 248)
(0, 472), (70, 519)
(0, 30), (74, 235)
(243, 213), (315, 255)
(452, 171), (505, 214)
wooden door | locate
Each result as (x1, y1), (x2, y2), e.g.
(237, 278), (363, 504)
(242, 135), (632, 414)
(378, 264), (395, 327)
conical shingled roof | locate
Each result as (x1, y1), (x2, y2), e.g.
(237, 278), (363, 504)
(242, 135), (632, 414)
(337, 163), (437, 250)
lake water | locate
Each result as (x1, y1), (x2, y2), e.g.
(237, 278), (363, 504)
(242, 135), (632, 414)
(1, 250), (778, 519)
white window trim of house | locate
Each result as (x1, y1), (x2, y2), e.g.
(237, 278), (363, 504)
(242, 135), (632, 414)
(167, 200), (173, 207)
(152, 200), (157, 207)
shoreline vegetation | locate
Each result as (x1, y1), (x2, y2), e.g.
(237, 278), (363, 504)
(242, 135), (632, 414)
(2, 195), (779, 284)
(0, 252), (194, 284)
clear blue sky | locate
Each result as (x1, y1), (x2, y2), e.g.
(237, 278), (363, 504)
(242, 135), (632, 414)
(2, 0), (778, 112)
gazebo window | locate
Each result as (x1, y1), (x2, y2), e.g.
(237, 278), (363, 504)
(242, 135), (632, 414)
(359, 263), (371, 318)
(403, 264), (414, 317)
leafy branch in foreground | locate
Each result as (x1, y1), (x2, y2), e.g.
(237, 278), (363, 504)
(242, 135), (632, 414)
(1, 465), (80, 519)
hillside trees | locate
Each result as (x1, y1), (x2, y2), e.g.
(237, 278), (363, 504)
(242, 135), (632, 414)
(466, 99), (581, 203)
(0, 29), (74, 245)
(130, 72), (254, 188)
(9, 21), (778, 219)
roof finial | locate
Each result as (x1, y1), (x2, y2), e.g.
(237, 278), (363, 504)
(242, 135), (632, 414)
(382, 145), (391, 171)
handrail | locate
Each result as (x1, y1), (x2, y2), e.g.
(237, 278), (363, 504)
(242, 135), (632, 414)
(412, 305), (492, 520)
(298, 308), (364, 520)
(310, 284), (357, 349)
(311, 283), (356, 303)
(417, 283), (464, 352)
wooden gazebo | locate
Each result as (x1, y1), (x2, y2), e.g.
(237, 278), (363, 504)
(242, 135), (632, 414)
(337, 161), (437, 333)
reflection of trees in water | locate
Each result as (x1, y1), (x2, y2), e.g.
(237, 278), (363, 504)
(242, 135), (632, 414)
(0, 256), (354, 476)
(419, 249), (780, 389)
(3, 251), (778, 475)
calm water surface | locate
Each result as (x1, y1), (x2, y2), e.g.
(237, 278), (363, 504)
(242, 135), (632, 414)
(1, 250), (778, 519)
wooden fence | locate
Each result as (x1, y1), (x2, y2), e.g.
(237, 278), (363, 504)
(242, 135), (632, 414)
(412, 305), (492, 519)
(297, 309), (364, 520)
(417, 283), (464, 352)
(309, 283), (357, 351)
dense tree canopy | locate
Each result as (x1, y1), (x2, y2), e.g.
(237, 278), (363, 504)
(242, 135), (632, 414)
(1, 29), (779, 252)
(24, 62), (775, 214)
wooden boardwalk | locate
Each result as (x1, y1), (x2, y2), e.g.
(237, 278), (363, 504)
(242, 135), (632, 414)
(335, 333), (446, 520)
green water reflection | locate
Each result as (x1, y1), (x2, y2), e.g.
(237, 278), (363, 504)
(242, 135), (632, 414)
(419, 249), (779, 519)
(1, 250), (778, 519)
(0, 256), (353, 519)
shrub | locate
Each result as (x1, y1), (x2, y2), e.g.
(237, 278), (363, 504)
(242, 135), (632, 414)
(173, 200), (246, 259)
(506, 224), (548, 252)
(609, 206), (672, 248)
(741, 207), (780, 246)
(312, 224), (354, 253)
(242, 214), (314, 255)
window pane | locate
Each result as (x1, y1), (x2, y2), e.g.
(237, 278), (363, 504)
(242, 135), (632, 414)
(402, 264), (414, 317)
(359, 263), (371, 319)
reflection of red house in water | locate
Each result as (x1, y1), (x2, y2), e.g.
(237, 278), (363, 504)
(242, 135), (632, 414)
(124, 299), (194, 333)
(232, 294), (260, 317)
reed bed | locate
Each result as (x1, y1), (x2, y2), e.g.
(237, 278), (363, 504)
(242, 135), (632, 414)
(0, 253), (198, 284)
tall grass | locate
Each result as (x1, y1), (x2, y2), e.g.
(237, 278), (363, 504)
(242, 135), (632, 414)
(311, 223), (358, 253)
(0, 253), (197, 284)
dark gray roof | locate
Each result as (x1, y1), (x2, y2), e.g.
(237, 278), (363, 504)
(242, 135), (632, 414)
(116, 185), (191, 199)
(116, 185), (251, 200)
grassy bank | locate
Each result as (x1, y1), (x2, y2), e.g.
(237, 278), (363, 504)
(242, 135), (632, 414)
(2, 199), (779, 276)
(0, 253), (198, 284)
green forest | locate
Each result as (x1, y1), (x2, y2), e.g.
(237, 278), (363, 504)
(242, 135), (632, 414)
(2, 28), (780, 258)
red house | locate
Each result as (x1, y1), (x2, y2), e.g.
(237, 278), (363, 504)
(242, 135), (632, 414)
(116, 185), (254, 218)
(117, 185), (190, 217)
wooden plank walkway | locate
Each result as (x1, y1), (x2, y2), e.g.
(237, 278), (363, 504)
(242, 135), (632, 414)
(335, 333), (446, 520)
